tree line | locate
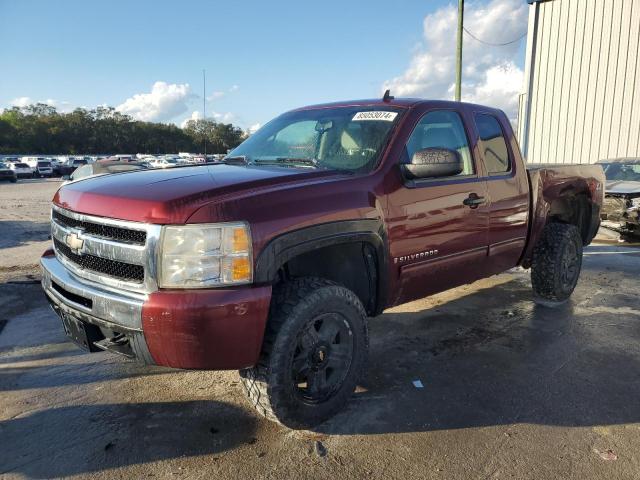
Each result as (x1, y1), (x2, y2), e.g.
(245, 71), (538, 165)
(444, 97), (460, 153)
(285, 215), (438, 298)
(0, 103), (246, 155)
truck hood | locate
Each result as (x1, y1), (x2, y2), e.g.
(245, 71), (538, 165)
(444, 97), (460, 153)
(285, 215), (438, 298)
(605, 180), (640, 195)
(54, 164), (343, 223)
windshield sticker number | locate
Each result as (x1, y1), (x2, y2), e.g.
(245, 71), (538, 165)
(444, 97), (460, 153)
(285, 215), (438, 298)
(352, 111), (398, 122)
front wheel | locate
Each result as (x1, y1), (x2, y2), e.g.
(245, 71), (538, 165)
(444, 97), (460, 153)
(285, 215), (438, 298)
(531, 223), (583, 305)
(240, 277), (368, 429)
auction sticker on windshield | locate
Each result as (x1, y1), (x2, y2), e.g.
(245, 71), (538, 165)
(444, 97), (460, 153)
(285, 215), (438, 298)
(352, 111), (398, 122)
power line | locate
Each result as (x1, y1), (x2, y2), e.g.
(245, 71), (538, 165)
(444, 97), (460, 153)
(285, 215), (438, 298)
(463, 26), (527, 46)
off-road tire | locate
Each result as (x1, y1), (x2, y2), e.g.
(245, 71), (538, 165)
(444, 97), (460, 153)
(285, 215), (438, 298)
(531, 222), (583, 305)
(240, 277), (369, 429)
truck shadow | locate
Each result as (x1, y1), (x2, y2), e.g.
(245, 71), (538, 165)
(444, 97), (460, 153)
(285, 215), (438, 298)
(318, 267), (640, 435)
(0, 400), (256, 478)
(0, 220), (51, 249)
(0, 360), (174, 391)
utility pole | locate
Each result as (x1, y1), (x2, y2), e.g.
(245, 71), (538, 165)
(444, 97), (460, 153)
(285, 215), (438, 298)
(203, 69), (207, 156)
(455, 0), (464, 101)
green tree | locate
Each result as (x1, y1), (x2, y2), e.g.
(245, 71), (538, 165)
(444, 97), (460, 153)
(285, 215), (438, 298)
(0, 104), (246, 155)
(183, 119), (245, 154)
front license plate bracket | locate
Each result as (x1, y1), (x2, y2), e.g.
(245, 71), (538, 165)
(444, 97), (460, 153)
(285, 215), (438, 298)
(60, 313), (102, 352)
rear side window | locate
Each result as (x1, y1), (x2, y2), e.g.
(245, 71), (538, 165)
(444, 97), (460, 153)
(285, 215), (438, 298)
(474, 114), (510, 174)
(404, 110), (475, 176)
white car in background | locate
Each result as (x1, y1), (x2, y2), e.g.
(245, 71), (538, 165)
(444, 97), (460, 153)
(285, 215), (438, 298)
(149, 157), (179, 169)
(9, 161), (33, 178)
(0, 161), (18, 183)
(22, 157), (53, 177)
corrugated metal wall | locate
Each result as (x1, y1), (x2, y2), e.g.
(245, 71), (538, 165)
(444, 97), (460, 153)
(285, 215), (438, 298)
(518, 0), (640, 164)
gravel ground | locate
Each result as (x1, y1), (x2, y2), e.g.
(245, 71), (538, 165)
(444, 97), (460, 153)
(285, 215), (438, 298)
(1, 179), (640, 479)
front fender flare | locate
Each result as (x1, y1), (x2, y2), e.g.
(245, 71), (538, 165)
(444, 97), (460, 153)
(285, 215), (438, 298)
(254, 219), (387, 313)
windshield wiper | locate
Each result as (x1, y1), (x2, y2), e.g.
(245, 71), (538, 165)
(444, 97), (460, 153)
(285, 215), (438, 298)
(253, 157), (319, 168)
(222, 155), (248, 165)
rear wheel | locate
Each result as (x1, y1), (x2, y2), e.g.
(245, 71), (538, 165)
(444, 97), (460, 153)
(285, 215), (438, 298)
(531, 223), (583, 305)
(240, 277), (368, 429)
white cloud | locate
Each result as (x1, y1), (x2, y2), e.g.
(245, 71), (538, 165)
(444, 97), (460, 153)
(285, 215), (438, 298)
(383, 0), (527, 120)
(116, 81), (192, 122)
(181, 110), (203, 128)
(207, 91), (225, 101)
(464, 62), (523, 118)
(180, 110), (237, 128)
(8, 96), (74, 112)
(211, 111), (236, 123)
(10, 97), (33, 107)
(206, 84), (239, 102)
(248, 123), (261, 134)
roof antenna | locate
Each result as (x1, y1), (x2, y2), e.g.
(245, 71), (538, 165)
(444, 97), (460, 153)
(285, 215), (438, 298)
(382, 89), (394, 102)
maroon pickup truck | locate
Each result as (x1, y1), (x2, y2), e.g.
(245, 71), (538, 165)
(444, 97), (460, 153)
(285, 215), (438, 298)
(41, 97), (604, 428)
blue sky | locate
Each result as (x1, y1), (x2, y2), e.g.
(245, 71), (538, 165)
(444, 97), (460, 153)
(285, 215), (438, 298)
(0, 0), (528, 129)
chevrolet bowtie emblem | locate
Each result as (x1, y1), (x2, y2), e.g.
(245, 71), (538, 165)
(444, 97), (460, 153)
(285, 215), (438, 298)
(65, 232), (84, 254)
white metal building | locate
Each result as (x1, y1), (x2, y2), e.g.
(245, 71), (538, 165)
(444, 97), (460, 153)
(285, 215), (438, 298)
(517, 0), (640, 164)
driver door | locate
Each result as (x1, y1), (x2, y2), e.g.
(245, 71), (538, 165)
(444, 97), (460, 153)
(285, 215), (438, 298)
(386, 108), (490, 304)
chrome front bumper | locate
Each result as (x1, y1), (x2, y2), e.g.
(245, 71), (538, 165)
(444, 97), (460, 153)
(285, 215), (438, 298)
(41, 254), (154, 363)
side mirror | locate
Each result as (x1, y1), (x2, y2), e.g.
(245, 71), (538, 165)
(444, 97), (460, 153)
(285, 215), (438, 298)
(402, 147), (463, 179)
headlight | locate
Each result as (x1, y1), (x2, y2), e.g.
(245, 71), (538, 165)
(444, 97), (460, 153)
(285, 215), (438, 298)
(158, 222), (252, 288)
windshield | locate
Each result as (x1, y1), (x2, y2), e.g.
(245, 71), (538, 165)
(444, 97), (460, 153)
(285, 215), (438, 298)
(70, 164), (92, 180)
(37, 161), (51, 167)
(228, 106), (402, 173)
(603, 163), (640, 182)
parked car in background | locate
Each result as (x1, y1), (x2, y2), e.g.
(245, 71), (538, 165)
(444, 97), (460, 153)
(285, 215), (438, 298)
(3, 156), (21, 164)
(22, 157), (53, 177)
(598, 158), (640, 237)
(0, 162), (18, 183)
(8, 162), (33, 178)
(65, 160), (148, 183)
(149, 157), (179, 168)
(0, 161), (18, 182)
(58, 158), (88, 177)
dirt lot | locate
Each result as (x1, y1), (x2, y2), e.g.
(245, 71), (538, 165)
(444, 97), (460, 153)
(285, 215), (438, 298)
(1, 179), (640, 479)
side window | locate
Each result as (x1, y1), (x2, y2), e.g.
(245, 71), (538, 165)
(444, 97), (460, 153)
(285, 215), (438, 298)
(404, 110), (474, 176)
(474, 114), (510, 174)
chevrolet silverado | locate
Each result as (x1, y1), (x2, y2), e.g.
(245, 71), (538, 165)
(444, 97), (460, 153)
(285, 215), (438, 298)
(41, 97), (604, 428)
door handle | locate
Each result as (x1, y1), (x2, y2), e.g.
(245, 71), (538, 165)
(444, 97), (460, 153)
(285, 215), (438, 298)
(463, 193), (486, 208)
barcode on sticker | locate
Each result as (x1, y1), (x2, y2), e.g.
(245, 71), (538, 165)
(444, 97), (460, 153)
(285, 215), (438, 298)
(352, 111), (398, 122)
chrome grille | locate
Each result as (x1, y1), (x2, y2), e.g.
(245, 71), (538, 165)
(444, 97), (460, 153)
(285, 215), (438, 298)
(52, 209), (146, 245)
(50, 205), (161, 294)
(53, 238), (144, 283)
